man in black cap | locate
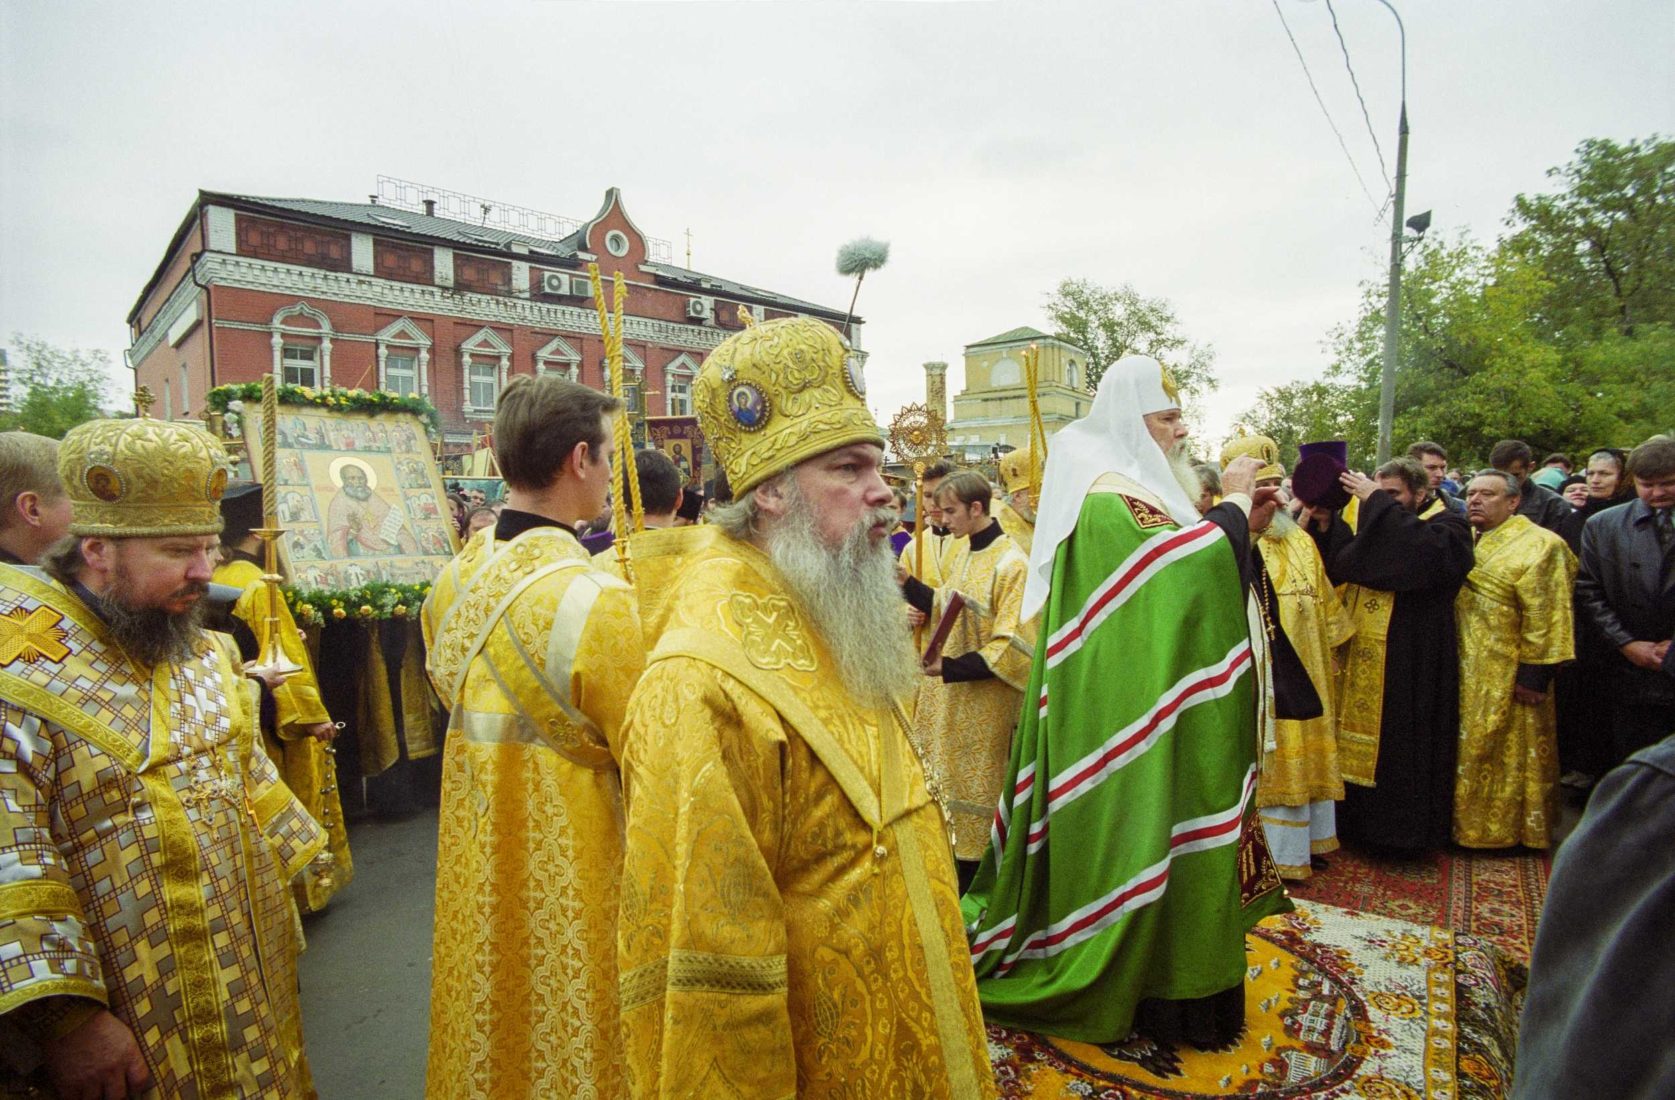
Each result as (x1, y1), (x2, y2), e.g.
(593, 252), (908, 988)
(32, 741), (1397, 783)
(1300, 456), (1474, 851)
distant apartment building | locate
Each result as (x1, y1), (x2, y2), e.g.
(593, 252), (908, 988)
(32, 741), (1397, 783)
(126, 182), (858, 452)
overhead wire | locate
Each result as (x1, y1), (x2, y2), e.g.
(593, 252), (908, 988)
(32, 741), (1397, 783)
(1269, 0), (1385, 212)
(1324, 0), (1394, 193)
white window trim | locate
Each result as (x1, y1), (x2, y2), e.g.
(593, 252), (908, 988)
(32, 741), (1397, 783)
(374, 317), (432, 397)
(535, 334), (581, 381)
(280, 343), (322, 388)
(460, 326), (512, 417)
(269, 302), (333, 387)
(664, 352), (698, 416)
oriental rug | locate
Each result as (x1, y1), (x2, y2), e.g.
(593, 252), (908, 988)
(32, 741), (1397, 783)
(990, 902), (1525, 1100)
(1287, 846), (1550, 963)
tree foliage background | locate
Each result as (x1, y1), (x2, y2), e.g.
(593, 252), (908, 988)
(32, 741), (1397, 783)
(1, 334), (114, 438)
(1240, 136), (1674, 472)
(1045, 278), (1219, 403)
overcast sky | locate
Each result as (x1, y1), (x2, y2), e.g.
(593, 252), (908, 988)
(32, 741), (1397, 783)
(2, 0), (1670, 447)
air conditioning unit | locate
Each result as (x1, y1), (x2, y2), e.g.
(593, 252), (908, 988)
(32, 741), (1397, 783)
(570, 275), (592, 299)
(540, 272), (570, 295)
(686, 297), (714, 321)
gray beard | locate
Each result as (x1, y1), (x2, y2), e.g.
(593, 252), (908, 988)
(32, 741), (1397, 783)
(1166, 446), (1204, 505)
(767, 482), (921, 710)
(1260, 508), (1300, 542)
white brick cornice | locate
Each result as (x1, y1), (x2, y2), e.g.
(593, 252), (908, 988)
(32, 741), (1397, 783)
(128, 252), (732, 368)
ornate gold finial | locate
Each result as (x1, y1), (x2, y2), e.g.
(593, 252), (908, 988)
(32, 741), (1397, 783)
(588, 261), (641, 582)
(887, 402), (947, 647)
(133, 386), (155, 418)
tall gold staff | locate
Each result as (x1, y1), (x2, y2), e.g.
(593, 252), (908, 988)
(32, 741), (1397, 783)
(887, 403), (947, 648)
(588, 262), (643, 583)
(1023, 343), (1048, 504)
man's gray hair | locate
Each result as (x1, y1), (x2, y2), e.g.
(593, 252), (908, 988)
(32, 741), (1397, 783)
(1470, 469), (1522, 496)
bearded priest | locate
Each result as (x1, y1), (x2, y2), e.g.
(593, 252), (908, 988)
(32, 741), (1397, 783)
(996, 444), (1038, 555)
(963, 355), (1290, 1049)
(0, 418), (323, 1099)
(615, 317), (996, 1098)
(421, 375), (646, 1099)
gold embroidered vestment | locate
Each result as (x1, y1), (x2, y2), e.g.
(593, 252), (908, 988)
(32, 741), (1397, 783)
(421, 525), (645, 1099)
(214, 557), (351, 912)
(0, 569), (322, 1098)
(616, 534), (996, 1098)
(1453, 515), (1576, 848)
(915, 529), (1035, 860)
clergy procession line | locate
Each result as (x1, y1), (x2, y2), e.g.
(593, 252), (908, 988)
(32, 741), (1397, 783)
(1, 315), (1672, 1098)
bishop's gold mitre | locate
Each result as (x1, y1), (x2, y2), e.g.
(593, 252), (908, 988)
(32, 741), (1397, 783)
(998, 445), (1036, 494)
(1219, 432), (1284, 482)
(59, 417), (230, 538)
(695, 316), (885, 495)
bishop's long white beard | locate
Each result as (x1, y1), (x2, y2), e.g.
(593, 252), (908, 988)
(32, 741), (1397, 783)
(768, 482), (921, 710)
(1167, 446), (1204, 505)
(1261, 507), (1300, 541)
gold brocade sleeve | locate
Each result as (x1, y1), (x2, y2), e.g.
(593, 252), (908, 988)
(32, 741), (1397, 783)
(1515, 540), (1578, 667)
(618, 657), (797, 1099)
(229, 578), (331, 737)
(570, 581), (647, 763)
(978, 550), (1034, 691)
(0, 704), (108, 1016)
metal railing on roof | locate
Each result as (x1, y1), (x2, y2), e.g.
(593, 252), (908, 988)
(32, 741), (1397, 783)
(374, 175), (673, 261)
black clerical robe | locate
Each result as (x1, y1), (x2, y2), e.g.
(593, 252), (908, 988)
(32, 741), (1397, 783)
(1311, 492), (1474, 851)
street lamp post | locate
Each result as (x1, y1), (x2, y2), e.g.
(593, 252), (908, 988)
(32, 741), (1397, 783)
(1374, 0), (1407, 464)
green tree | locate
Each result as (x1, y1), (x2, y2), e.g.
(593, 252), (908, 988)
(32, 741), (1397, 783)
(1234, 379), (1360, 471)
(1504, 135), (1675, 339)
(1, 335), (113, 439)
(1044, 278), (1218, 401)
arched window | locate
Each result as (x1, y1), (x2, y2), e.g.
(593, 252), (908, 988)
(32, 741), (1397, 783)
(270, 302), (333, 387)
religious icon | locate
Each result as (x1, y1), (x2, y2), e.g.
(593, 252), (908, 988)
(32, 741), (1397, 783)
(729, 383), (768, 431)
(324, 457), (422, 559)
(843, 353), (867, 399)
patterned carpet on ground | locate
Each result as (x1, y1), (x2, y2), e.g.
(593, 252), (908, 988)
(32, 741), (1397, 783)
(1287, 844), (1551, 963)
(990, 901), (1527, 1100)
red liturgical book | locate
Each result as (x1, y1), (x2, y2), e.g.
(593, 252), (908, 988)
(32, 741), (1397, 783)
(923, 592), (966, 660)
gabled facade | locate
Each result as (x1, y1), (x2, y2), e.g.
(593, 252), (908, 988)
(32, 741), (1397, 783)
(126, 187), (858, 450)
(946, 326), (1089, 458)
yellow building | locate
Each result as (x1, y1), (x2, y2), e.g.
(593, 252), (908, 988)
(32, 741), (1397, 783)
(945, 326), (1089, 460)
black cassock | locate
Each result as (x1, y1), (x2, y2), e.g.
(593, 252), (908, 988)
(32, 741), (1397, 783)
(1311, 492), (1474, 851)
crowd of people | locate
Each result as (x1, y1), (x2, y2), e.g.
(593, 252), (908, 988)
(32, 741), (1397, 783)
(0, 317), (1669, 1096)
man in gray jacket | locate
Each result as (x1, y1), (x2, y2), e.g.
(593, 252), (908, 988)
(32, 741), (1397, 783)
(1574, 436), (1675, 762)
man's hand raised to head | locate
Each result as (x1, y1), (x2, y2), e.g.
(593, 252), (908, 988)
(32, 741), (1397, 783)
(1220, 455), (1262, 499)
(1249, 487), (1283, 534)
(1340, 470), (1379, 501)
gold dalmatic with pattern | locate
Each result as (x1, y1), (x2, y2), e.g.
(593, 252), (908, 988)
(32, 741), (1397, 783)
(914, 528), (1035, 860)
(1453, 515), (1576, 849)
(421, 525), (645, 1100)
(900, 526), (957, 586)
(1254, 525), (1354, 878)
(0, 568), (323, 1098)
(616, 532), (996, 1099)
(215, 557), (352, 912)
(996, 501), (1034, 557)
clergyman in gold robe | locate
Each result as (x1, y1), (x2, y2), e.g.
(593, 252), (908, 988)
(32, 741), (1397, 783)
(421, 376), (646, 1099)
(995, 443), (1037, 556)
(902, 470), (1034, 879)
(1, 418), (322, 1099)
(1455, 470), (1577, 849)
(616, 317), (996, 1098)
(212, 480), (351, 912)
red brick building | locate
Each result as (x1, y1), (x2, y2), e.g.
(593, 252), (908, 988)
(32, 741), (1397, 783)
(127, 186), (860, 452)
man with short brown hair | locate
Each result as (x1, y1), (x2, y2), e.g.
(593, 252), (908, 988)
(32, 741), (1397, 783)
(1405, 441), (1464, 514)
(422, 373), (645, 1098)
(0, 431), (72, 565)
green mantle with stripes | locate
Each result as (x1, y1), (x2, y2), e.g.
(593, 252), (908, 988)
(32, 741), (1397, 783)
(960, 479), (1291, 1042)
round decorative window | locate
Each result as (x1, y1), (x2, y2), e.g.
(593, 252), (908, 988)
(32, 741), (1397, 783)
(990, 357), (1022, 387)
(604, 230), (631, 258)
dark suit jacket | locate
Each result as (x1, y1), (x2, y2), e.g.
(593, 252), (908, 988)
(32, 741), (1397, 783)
(1576, 499), (1675, 705)
(1518, 477), (1583, 551)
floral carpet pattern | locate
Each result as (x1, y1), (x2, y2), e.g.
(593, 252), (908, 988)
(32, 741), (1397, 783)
(1287, 845), (1550, 963)
(990, 902), (1525, 1099)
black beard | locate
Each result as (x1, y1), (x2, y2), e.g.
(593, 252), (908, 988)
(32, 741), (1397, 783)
(91, 588), (208, 667)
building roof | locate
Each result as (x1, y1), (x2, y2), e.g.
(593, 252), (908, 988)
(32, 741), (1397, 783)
(130, 189), (851, 326)
(966, 325), (1053, 349)
(215, 192), (585, 256)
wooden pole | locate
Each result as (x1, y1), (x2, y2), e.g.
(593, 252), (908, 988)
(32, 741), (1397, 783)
(913, 460), (926, 650)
